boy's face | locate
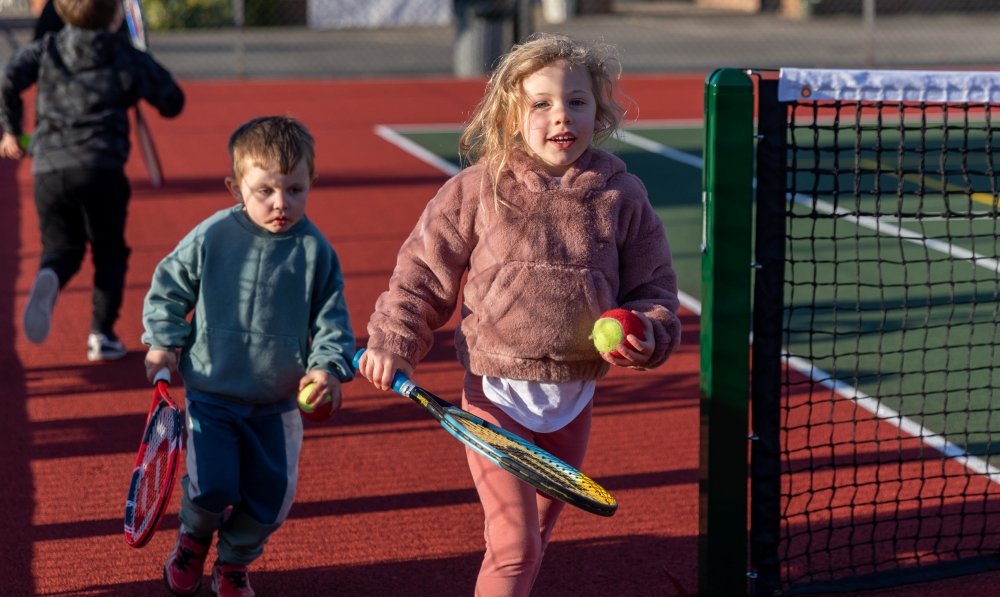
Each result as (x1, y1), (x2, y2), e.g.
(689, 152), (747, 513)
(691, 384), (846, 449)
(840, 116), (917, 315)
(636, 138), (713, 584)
(226, 159), (317, 234)
(520, 61), (599, 177)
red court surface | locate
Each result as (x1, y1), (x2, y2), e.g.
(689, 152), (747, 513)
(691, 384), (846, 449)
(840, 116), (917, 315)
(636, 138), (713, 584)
(3, 75), (998, 596)
(0, 76), (703, 596)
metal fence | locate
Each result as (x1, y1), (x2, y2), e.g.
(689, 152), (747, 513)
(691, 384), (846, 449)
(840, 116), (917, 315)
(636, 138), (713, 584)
(2, 0), (1000, 79)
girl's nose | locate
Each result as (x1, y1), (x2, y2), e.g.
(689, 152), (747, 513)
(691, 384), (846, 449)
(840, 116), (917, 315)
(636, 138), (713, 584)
(553, 105), (571, 125)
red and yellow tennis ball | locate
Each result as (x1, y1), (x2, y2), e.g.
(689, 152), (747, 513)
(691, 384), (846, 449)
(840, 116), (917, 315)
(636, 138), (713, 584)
(297, 382), (336, 423)
(591, 308), (645, 357)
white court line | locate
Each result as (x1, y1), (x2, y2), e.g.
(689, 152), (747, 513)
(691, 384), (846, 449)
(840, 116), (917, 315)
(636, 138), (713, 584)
(619, 130), (705, 169)
(617, 128), (1000, 276)
(374, 125), (460, 176)
(374, 121), (1000, 485)
(784, 355), (1000, 484)
(792, 193), (1000, 274)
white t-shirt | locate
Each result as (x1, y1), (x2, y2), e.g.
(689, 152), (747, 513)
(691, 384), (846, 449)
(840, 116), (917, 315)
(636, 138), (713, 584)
(482, 376), (595, 433)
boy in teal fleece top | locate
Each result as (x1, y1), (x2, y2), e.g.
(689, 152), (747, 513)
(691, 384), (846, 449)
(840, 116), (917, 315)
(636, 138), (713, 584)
(141, 116), (354, 597)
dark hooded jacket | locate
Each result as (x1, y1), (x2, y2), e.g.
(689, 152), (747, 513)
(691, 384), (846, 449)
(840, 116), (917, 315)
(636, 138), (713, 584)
(0, 25), (184, 173)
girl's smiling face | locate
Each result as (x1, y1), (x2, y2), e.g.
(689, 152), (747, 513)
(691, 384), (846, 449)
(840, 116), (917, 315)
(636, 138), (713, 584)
(520, 61), (598, 177)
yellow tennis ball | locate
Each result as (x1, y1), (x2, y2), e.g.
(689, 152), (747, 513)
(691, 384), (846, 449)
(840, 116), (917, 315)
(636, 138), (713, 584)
(590, 308), (645, 357)
(591, 318), (626, 353)
(299, 383), (331, 413)
(297, 382), (337, 423)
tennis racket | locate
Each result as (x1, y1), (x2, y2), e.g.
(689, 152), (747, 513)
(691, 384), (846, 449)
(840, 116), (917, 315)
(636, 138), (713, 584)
(121, 0), (164, 188)
(124, 368), (183, 548)
(353, 348), (618, 516)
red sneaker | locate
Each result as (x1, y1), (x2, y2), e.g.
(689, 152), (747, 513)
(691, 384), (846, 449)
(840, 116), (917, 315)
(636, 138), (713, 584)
(211, 562), (255, 597)
(163, 533), (210, 596)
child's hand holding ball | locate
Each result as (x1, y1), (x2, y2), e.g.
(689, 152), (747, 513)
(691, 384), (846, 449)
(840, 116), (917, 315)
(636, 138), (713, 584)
(590, 308), (655, 366)
(297, 371), (342, 423)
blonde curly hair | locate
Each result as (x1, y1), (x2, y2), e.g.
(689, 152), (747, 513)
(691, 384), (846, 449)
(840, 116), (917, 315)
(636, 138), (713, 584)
(459, 33), (628, 210)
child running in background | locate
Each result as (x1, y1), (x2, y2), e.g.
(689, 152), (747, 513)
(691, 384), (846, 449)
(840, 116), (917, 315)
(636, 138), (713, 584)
(142, 116), (355, 597)
(0, 0), (184, 360)
(358, 33), (681, 597)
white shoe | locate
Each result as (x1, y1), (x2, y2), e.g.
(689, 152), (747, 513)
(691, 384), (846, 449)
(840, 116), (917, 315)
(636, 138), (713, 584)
(23, 268), (59, 344)
(87, 333), (127, 362)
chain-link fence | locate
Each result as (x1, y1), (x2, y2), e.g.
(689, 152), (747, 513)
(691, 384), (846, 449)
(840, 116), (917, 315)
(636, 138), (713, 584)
(2, 0), (999, 79)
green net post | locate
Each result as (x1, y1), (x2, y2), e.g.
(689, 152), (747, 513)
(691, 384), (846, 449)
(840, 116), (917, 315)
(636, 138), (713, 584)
(699, 68), (755, 597)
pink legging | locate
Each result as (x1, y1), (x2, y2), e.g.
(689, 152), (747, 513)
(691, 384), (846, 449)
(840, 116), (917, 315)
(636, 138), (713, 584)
(461, 373), (593, 597)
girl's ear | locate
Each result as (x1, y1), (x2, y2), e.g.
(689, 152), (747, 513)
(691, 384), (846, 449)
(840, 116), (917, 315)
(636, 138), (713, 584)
(224, 176), (243, 202)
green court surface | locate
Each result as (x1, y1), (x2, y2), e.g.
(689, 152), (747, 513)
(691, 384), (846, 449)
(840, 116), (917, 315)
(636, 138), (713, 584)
(786, 122), (1000, 465)
(389, 121), (1000, 467)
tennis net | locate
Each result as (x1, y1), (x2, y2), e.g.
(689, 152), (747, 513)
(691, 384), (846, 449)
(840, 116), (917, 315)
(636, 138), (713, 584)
(750, 69), (1000, 595)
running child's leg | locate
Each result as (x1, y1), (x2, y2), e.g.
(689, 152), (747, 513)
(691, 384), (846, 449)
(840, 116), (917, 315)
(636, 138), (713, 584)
(528, 400), (592, 588)
(215, 407), (303, 566)
(179, 399), (243, 538)
(462, 374), (593, 597)
(24, 171), (87, 343)
(165, 398), (242, 595)
(77, 167), (131, 339)
(33, 170), (87, 285)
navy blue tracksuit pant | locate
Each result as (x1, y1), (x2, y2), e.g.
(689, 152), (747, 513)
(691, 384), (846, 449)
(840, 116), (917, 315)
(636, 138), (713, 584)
(179, 394), (303, 565)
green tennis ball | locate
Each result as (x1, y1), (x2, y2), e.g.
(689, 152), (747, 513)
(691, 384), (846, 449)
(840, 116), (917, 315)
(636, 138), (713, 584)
(18, 134), (30, 150)
(590, 308), (645, 357)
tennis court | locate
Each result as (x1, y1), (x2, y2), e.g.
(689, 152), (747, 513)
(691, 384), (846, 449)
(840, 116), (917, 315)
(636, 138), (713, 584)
(3, 71), (1000, 596)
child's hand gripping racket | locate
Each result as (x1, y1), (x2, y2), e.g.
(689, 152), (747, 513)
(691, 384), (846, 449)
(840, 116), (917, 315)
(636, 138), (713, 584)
(121, 0), (164, 188)
(124, 368), (182, 548)
(353, 349), (618, 516)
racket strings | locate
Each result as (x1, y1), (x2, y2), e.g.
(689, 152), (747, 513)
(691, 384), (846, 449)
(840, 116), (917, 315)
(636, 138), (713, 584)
(127, 405), (180, 537)
(448, 415), (616, 506)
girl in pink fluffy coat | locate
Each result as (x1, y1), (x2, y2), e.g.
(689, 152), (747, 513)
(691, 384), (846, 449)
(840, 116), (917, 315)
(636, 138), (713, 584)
(359, 33), (681, 597)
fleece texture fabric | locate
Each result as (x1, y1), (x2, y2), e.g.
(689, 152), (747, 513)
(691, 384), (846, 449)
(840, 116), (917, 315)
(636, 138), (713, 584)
(142, 205), (355, 404)
(367, 147), (680, 382)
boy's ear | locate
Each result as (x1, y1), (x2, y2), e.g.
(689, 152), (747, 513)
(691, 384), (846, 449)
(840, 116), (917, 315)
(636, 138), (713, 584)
(224, 176), (243, 201)
(310, 174), (319, 188)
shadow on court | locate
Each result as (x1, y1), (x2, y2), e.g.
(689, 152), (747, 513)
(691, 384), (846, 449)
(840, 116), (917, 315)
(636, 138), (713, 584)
(21, 534), (696, 597)
(0, 142), (34, 596)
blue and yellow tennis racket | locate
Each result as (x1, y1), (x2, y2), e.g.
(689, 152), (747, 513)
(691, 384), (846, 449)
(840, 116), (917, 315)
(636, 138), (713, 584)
(353, 349), (618, 516)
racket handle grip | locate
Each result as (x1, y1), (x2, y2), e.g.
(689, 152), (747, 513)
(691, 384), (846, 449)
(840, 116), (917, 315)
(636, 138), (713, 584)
(352, 348), (413, 396)
(153, 368), (171, 385)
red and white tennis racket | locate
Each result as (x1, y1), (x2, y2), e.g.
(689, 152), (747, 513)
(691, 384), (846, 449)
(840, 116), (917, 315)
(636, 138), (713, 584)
(124, 368), (182, 548)
(122, 0), (164, 187)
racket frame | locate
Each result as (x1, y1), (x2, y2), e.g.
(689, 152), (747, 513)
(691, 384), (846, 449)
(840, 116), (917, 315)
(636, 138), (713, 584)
(121, 0), (164, 188)
(133, 107), (164, 188)
(121, 0), (149, 50)
(356, 349), (618, 517)
(124, 370), (182, 548)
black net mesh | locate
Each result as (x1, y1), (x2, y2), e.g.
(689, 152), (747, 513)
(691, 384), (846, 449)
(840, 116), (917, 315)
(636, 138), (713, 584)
(756, 96), (1000, 593)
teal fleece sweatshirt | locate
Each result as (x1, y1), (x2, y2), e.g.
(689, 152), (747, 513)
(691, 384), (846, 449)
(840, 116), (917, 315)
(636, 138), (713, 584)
(141, 205), (355, 404)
